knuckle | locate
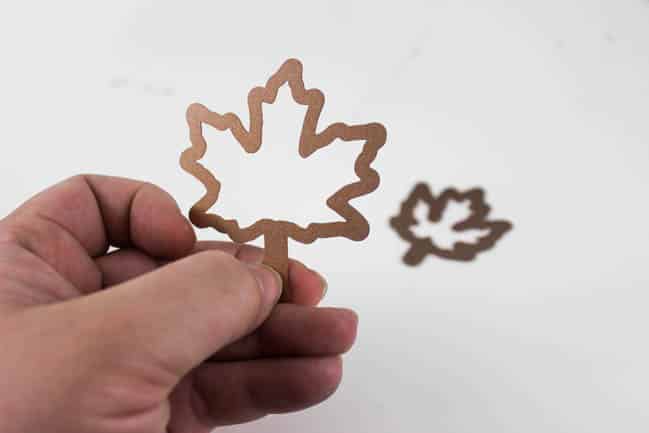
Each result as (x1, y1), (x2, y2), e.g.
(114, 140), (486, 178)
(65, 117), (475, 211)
(234, 243), (264, 263)
(0, 220), (24, 245)
(0, 217), (37, 248)
(140, 181), (164, 196)
(64, 174), (91, 189)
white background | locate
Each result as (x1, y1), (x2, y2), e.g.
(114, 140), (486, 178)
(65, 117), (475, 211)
(1, 1), (649, 432)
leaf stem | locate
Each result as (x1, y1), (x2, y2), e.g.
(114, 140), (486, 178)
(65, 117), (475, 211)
(262, 230), (290, 295)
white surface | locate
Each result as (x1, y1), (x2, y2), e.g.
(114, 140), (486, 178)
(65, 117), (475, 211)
(1, 1), (649, 432)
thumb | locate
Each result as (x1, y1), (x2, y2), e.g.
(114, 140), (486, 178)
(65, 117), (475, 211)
(79, 250), (283, 380)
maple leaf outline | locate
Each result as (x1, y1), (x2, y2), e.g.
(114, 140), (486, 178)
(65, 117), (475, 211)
(390, 183), (512, 265)
(180, 59), (386, 286)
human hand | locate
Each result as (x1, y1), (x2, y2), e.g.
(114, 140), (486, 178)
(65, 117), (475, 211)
(0, 175), (357, 433)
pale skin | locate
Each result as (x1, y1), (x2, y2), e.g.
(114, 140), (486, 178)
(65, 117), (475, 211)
(0, 175), (358, 433)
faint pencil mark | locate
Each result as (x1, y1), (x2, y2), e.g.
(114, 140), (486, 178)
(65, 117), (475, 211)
(141, 82), (176, 96)
(356, 28), (430, 108)
(604, 32), (616, 44)
(392, 36), (427, 80)
(108, 77), (175, 96)
(408, 45), (423, 61)
(109, 77), (129, 89)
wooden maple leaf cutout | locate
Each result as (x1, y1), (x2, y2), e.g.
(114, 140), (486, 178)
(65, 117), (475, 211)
(390, 183), (512, 265)
(180, 59), (386, 285)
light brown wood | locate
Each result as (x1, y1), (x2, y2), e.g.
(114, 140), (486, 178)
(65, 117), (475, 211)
(180, 59), (386, 284)
(262, 229), (289, 294)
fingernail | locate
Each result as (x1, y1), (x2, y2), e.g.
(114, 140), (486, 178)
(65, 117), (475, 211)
(248, 264), (283, 304)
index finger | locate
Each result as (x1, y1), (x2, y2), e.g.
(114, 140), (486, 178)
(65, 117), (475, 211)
(10, 174), (195, 259)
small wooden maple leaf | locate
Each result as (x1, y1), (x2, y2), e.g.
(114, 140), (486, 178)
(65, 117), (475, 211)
(180, 59), (386, 285)
(390, 183), (512, 265)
